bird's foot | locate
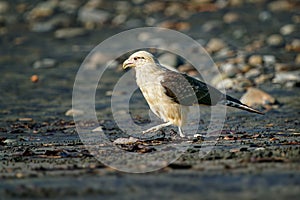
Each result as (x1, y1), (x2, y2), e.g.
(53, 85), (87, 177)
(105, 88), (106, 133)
(142, 122), (173, 134)
(179, 132), (185, 138)
(142, 127), (159, 134)
(178, 127), (185, 138)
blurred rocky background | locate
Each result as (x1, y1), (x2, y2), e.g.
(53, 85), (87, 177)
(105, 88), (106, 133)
(0, 0), (299, 199)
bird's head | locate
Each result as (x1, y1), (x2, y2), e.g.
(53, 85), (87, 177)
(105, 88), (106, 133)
(122, 51), (159, 69)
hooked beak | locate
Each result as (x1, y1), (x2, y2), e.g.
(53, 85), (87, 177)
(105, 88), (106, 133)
(122, 59), (135, 69)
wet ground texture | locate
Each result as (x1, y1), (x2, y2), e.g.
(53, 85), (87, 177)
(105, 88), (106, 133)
(0, 0), (300, 199)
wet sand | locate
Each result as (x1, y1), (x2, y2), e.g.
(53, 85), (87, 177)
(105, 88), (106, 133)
(0, 0), (299, 199)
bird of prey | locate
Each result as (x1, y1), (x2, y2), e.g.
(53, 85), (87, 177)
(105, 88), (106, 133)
(122, 51), (263, 137)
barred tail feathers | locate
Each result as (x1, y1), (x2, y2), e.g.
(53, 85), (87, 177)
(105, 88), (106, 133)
(221, 95), (264, 115)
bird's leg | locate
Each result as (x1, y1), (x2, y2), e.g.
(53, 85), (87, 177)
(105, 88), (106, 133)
(178, 127), (185, 138)
(142, 122), (173, 134)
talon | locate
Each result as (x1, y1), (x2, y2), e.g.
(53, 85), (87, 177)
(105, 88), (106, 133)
(178, 127), (185, 138)
(179, 133), (185, 138)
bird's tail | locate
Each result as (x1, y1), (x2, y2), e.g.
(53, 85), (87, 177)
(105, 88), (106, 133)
(220, 95), (264, 115)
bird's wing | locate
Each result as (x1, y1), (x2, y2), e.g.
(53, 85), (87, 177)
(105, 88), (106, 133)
(160, 70), (264, 114)
(160, 71), (224, 106)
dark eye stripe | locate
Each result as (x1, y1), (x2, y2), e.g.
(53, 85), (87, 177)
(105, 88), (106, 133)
(134, 56), (145, 60)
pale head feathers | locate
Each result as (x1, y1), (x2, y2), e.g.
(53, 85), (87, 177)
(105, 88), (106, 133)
(122, 51), (160, 69)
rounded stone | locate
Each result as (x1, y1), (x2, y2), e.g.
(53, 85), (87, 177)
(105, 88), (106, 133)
(54, 28), (87, 39)
(220, 63), (240, 78)
(206, 38), (226, 53)
(33, 58), (57, 69)
(158, 53), (178, 69)
(266, 34), (285, 47)
(0, 1), (9, 13)
(240, 87), (276, 107)
(223, 12), (239, 24)
(295, 54), (300, 64)
(216, 78), (234, 90)
(280, 24), (296, 35)
(245, 68), (261, 79)
(263, 55), (276, 66)
(248, 55), (263, 66)
(268, 0), (292, 12)
(286, 39), (300, 52)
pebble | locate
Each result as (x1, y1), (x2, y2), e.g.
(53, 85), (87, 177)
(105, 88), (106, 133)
(202, 20), (222, 33)
(164, 2), (181, 16)
(248, 55), (263, 66)
(211, 72), (227, 85)
(285, 39), (300, 52)
(144, 1), (165, 14)
(263, 55), (276, 66)
(30, 75), (39, 83)
(26, 0), (57, 20)
(30, 14), (72, 32)
(112, 14), (127, 26)
(115, 1), (131, 13)
(232, 29), (246, 39)
(223, 12), (239, 24)
(125, 18), (144, 28)
(245, 39), (264, 52)
(178, 63), (194, 73)
(158, 21), (190, 31)
(206, 38), (226, 53)
(165, 3), (190, 19)
(158, 53), (178, 70)
(54, 27), (87, 39)
(0, 1), (9, 13)
(15, 172), (24, 179)
(18, 118), (33, 122)
(33, 58), (56, 69)
(65, 108), (84, 116)
(254, 147), (265, 151)
(238, 64), (252, 73)
(245, 68), (261, 79)
(92, 126), (103, 132)
(85, 52), (113, 70)
(16, 3), (27, 13)
(235, 77), (253, 90)
(258, 11), (272, 21)
(272, 70), (300, 87)
(268, 0), (292, 12)
(58, 0), (82, 14)
(254, 74), (273, 85)
(240, 87), (276, 107)
(3, 138), (15, 144)
(220, 63), (240, 78)
(84, 0), (104, 9)
(280, 24), (296, 35)
(78, 7), (110, 27)
(145, 17), (157, 26)
(223, 135), (236, 141)
(296, 54), (300, 64)
(292, 15), (300, 23)
(267, 34), (285, 47)
(31, 22), (55, 33)
(113, 137), (139, 145)
(187, 70), (199, 77)
(228, 0), (243, 7)
(175, 22), (191, 31)
(216, 78), (234, 90)
(275, 63), (300, 72)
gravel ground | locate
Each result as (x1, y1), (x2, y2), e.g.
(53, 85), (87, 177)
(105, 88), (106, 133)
(0, 0), (299, 199)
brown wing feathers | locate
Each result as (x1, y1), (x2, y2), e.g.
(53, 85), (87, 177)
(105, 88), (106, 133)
(161, 71), (263, 114)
